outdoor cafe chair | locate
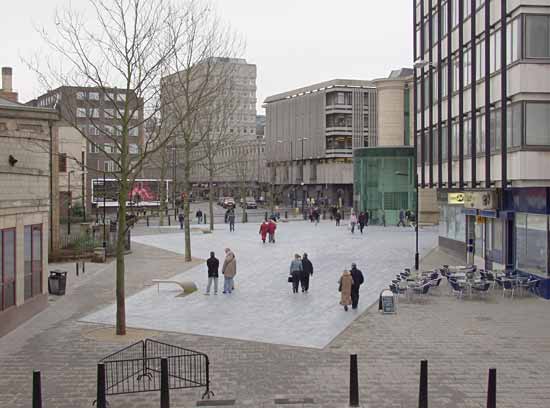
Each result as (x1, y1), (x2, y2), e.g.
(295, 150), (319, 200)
(502, 279), (515, 298)
(485, 271), (496, 289)
(471, 281), (491, 298)
(449, 280), (465, 299)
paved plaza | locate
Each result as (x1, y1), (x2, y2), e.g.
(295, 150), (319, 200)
(0, 221), (549, 407)
(82, 222), (438, 348)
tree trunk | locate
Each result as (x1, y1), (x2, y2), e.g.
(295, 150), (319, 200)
(183, 148), (192, 262)
(115, 178), (128, 336)
(208, 169), (214, 231)
(159, 150), (167, 226)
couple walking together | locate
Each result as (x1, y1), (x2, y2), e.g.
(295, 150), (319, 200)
(339, 263), (365, 311)
(205, 248), (236, 295)
(259, 219), (277, 243)
(289, 253), (314, 293)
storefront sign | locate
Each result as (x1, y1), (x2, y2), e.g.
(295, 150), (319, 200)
(464, 191), (496, 210)
(476, 216), (486, 224)
(448, 192), (465, 204)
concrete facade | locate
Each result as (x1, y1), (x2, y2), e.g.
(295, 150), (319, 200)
(0, 87), (59, 336)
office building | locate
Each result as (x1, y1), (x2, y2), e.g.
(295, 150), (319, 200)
(414, 0), (550, 297)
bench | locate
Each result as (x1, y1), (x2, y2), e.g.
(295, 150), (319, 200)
(151, 279), (197, 295)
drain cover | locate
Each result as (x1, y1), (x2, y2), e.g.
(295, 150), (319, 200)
(274, 398), (315, 404)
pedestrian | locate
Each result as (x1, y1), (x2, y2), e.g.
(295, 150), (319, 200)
(301, 253), (313, 292)
(221, 248), (236, 294)
(228, 209), (235, 232)
(289, 254), (303, 294)
(259, 219), (269, 244)
(338, 269), (354, 311)
(349, 212), (357, 234)
(267, 218), (277, 243)
(397, 208), (406, 227)
(205, 251), (219, 295)
(335, 211), (341, 226)
(350, 263), (365, 309)
(178, 213), (184, 230)
(365, 210), (369, 226)
(196, 209), (203, 224)
(358, 211), (366, 234)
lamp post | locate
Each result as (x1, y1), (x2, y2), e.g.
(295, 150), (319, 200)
(68, 170), (74, 235)
(412, 59), (434, 270)
(81, 151), (86, 222)
(102, 171), (106, 248)
(171, 145), (177, 210)
(299, 137), (308, 210)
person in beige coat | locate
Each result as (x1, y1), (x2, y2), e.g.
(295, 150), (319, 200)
(339, 270), (354, 311)
(222, 248), (237, 294)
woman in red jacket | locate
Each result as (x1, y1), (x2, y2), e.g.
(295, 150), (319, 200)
(259, 220), (269, 243)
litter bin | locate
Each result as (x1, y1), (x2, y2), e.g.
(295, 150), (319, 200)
(48, 270), (67, 295)
(380, 289), (396, 314)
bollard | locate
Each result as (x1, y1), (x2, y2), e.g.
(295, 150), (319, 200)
(265, 211), (268, 220)
(82, 261), (85, 274)
(147, 215), (150, 227)
(96, 363), (107, 408)
(349, 354), (359, 407)
(33, 370), (42, 408)
(204, 213), (207, 224)
(168, 215), (171, 226)
(160, 358), (170, 408)
(486, 368), (496, 408)
(285, 210), (288, 219)
(174, 208), (177, 217)
(419, 360), (428, 408)
(76, 262), (79, 277)
(165, 208), (168, 216)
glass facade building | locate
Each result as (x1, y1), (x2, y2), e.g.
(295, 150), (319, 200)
(353, 147), (416, 226)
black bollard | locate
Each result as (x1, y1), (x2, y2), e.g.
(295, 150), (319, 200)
(203, 214), (207, 224)
(174, 208), (177, 217)
(285, 210), (288, 219)
(168, 215), (171, 226)
(419, 360), (428, 408)
(76, 262), (79, 277)
(487, 368), (496, 408)
(349, 354), (359, 407)
(96, 363), (107, 408)
(146, 215), (150, 227)
(160, 358), (169, 408)
(265, 211), (268, 220)
(82, 261), (85, 274)
(33, 370), (42, 408)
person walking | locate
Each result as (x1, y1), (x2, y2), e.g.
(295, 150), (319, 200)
(397, 208), (406, 227)
(259, 219), (269, 244)
(228, 209), (235, 232)
(289, 254), (303, 294)
(350, 263), (365, 309)
(196, 209), (203, 224)
(267, 218), (277, 243)
(365, 210), (369, 226)
(205, 251), (219, 295)
(301, 253), (314, 292)
(358, 211), (366, 234)
(222, 248), (236, 294)
(338, 270), (354, 311)
(178, 213), (184, 230)
(335, 211), (341, 226)
(349, 212), (358, 234)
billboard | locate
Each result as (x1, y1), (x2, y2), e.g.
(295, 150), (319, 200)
(91, 179), (172, 207)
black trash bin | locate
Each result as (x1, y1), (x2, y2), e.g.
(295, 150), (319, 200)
(48, 270), (67, 295)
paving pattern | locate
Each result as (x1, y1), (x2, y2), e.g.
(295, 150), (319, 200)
(82, 222), (437, 348)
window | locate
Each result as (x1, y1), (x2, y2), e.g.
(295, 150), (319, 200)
(24, 225), (42, 300)
(508, 103), (523, 147)
(91, 108), (100, 118)
(117, 94), (126, 102)
(58, 153), (67, 173)
(129, 144), (139, 154)
(490, 109), (502, 151)
(89, 92), (99, 100)
(104, 160), (116, 172)
(516, 213), (548, 276)
(476, 40), (485, 80)
(464, 117), (472, 157)
(104, 143), (115, 153)
(525, 15), (550, 58)
(526, 103), (550, 145)
(507, 18), (521, 63)
(490, 32), (501, 73)
(104, 108), (114, 119)
(129, 127), (139, 137)
(452, 0), (459, 27)
(440, 63), (447, 97)
(105, 92), (115, 101)
(464, 48), (472, 86)
(464, 0), (471, 17)
(77, 108), (87, 118)
(441, 2), (448, 37)
(441, 124), (448, 160)
(452, 56), (459, 92)
(76, 91), (86, 100)
(89, 143), (99, 154)
(432, 127), (438, 161)
(452, 121), (459, 157)
(89, 125), (100, 136)
(476, 113), (486, 153)
(1, 229), (16, 310)
(77, 124), (87, 134)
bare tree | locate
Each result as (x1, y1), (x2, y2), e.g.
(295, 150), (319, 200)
(28, 0), (223, 335)
(162, 26), (242, 261)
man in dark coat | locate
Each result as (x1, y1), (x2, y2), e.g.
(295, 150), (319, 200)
(301, 253), (314, 292)
(350, 263), (365, 309)
(205, 251), (219, 295)
(358, 212), (367, 234)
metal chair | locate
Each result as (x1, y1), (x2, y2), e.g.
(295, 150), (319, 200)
(502, 280), (515, 298)
(449, 280), (465, 299)
(471, 281), (491, 298)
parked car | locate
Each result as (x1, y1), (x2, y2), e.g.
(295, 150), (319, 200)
(244, 196), (257, 209)
(222, 197), (235, 208)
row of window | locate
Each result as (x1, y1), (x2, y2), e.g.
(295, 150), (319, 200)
(76, 91), (126, 102)
(79, 124), (139, 137)
(0, 225), (42, 312)
(76, 107), (140, 120)
(89, 143), (139, 155)
(418, 102), (550, 161)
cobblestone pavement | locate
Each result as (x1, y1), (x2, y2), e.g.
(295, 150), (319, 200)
(0, 229), (549, 407)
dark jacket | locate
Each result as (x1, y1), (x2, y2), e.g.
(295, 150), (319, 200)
(207, 256), (219, 278)
(302, 258), (314, 276)
(350, 267), (364, 291)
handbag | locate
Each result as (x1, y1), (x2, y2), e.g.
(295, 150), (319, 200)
(338, 282), (342, 292)
(288, 276), (293, 283)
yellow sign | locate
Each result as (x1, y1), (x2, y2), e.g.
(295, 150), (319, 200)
(476, 216), (486, 224)
(448, 192), (465, 204)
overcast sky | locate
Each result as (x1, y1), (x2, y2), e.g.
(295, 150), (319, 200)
(1, 0), (412, 113)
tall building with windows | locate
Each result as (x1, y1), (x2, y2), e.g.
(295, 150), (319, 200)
(33, 87), (144, 214)
(0, 67), (59, 336)
(414, 0), (550, 297)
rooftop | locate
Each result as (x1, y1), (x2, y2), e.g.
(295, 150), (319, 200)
(264, 79), (375, 104)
